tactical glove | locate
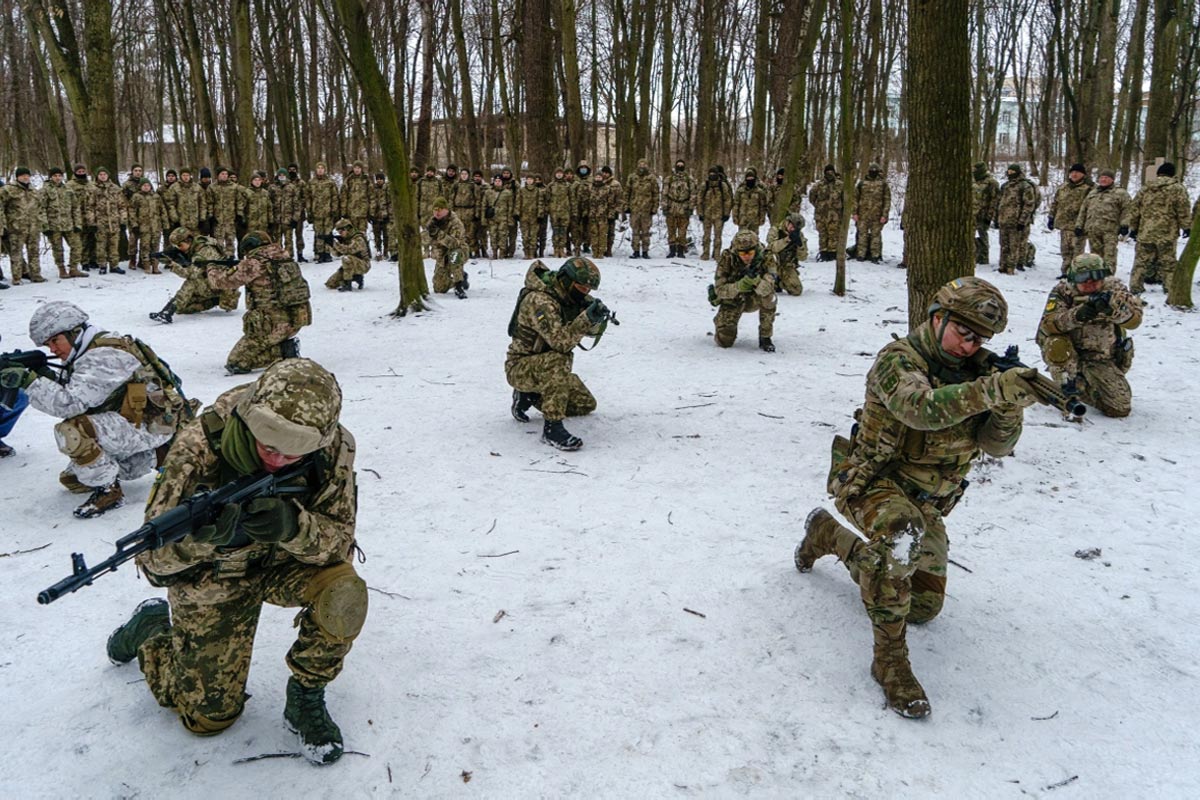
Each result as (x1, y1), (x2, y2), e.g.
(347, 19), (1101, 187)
(698, 215), (704, 223)
(1129, 229), (1137, 241)
(0, 366), (35, 390)
(239, 497), (300, 543)
(985, 368), (1039, 408)
(1074, 302), (1101, 324)
(1118, 225), (1129, 237)
(736, 275), (758, 293)
(42, 230), (51, 237)
(722, 215), (729, 222)
(1074, 227), (1084, 237)
(585, 298), (610, 325)
(992, 220), (1000, 230)
(1182, 228), (1190, 239)
(513, 214), (520, 222)
(192, 503), (242, 546)
(1046, 216), (1054, 231)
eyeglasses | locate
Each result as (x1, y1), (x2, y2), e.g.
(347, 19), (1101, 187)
(735, 248), (755, 255)
(1072, 269), (1108, 284)
(952, 322), (989, 345)
(571, 281), (592, 295)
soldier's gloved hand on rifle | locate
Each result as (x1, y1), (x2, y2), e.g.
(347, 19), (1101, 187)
(239, 497), (299, 543)
(1118, 225), (1129, 237)
(1074, 226), (1084, 237)
(982, 367), (1039, 408)
(1129, 229), (1138, 241)
(736, 275), (759, 293)
(0, 366), (36, 390)
(192, 503), (242, 546)
(1047, 216), (1054, 231)
(586, 298), (610, 326)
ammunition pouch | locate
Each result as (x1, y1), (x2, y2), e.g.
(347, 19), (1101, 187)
(1114, 336), (1134, 373)
(120, 382), (149, 426)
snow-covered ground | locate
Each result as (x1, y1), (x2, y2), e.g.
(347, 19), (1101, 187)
(1, 216), (1198, 798)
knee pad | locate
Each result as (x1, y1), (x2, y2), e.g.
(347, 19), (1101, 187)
(305, 563), (368, 640)
(907, 571), (947, 625)
(180, 707), (243, 736)
(1041, 335), (1075, 368)
(714, 328), (736, 348)
(54, 416), (102, 465)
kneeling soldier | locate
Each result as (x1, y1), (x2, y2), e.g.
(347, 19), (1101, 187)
(710, 230), (778, 352)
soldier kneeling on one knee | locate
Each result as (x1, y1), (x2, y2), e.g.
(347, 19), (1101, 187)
(709, 229), (778, 352)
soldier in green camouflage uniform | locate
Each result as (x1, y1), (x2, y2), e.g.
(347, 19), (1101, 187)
(809, 165), (844, 261)
(86, 168), (128, 275)
(427, 199), (470, 297)
(797, 277), (1034, 718)
(768, 213), (808, 296)
(471, 170), (489, 257)
(547, 168), (573, 257)
(663, 160), (696, 258)
(698, 168), (733, 261)
(1047, 163), (1092, 272)
(40, 167), (86, 279)
(449, 168), (482, 258)
(308, 163), (340, 263)
(284, 163), (308, 262)
(711, 230), (778, 351)
(268, 169), (289, 244)
(1128, 162), (1192, 293)
(323, 218), (371, 292)
(732, 168), (769, 233)
(67, 164), (96, 271)
(626, 159), (660, 259)
(852, 163), (891, 262)
(599, 167), (623, 257)
(514, 175), (544, 259)
(570, 161), (592, 255)
(130, 179), (170, 273)
(972, 162), (1000, 265)
(108, 358), (365, 764)
(994, 163), (1039, 275)
(210, 168), (240, 255)
(1074, 169), (1130, 271)
(1037, 253), (1142, 417)
(2, 167), (45, 284)
(586, 174), (612, 260)
(368, 172), (391, 259)
(149, 228), (222, 322)
(506, 258), (609, 451)
(243, 172), (274, 236)
(208, 232), (312, 374)
(415, 165), (443, 226)
(167, 169), (207, 235)
(339, 161), (371, 234)
(485, 176), (514, 259)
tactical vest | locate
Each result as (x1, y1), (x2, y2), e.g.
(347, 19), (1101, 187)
(508, 270), (569, 355)
(667, 176), (692, 204)
(247, 254), (311, 311)
(75, 333), (194, 435)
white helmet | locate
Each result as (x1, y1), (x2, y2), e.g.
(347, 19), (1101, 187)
(30, 301), (89, 346)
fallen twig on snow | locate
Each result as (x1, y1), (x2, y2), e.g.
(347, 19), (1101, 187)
(359, 368), (402, 378)
(362, 468), (382, 480)
(485, 518), (497, 534)
(1044, 775), (1078, 790)
(1031, 710), (1059, 721)
(667, 511), (674, 526)
(757, 412), (784, 419)
(493, 610), (507, 623)
(683, 608), (707, 619)
(521, 468), (589, 477)
(368, 586), (412, 600)
(233, 750), (370, 764)
(0, 543), (50, 558)
(478, 550), (519, 558)
(948, 558), (974, 574)
(674, 402), (716, 410)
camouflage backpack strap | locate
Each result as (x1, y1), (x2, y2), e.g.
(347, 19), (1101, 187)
(200, 408), (226, 455)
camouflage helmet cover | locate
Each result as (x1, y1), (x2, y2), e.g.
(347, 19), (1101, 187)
(1065, 252), (1111, 283)
(240, 230), (272, 253)
(928, 276), (1008, 336)
(786, 212), (806, 228)
(30, 300), (89, 346)
(334, 217), (353, 230)
(168, 227), (193, 247)
(558, 256), (601, 290)
(731, 230), (760, 251)
(236, 358), (343, 456)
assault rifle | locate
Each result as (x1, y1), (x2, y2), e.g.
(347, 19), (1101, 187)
(975, 345), (1086, 418)
(316, 234), (347, 244)
(37, 457), (313, 604)
(0, 335), (61, 411)
(150, 248), (186, 265)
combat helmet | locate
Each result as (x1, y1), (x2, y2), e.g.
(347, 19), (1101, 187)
(236, 358), (343, 456)
(786, 212), (806, 229)
(558, 256), (601, 291)
(928, 276), (1008, 336)
(334, 217), (353, 231)
(30, 301), (89, 346)
(168, 227), (193, 247)
(240, 230), (272, 254)
(731, 230), (760, 252)
(1065, 253), (1111, 284)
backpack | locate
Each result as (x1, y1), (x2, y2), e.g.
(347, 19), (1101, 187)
(87, 334), (197, 435)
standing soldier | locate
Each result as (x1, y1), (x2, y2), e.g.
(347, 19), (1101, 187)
(121, 164), (144, 201)
(369, 172), (392, 260)
(515, 174), (543, 259)
(698, 167), (733, 261)
(809, 165), (844, 261)
(600, 166), (623, 257)
(87, 168), (128, 275)
(972, 162), (1001, 265)
(149, 228), (232, 323)
(625, 159), (660, 259)
(534, 174), (551, 258)
(268, 169), (289, 244)
(285, 163), (308, 262)
(1038, 253), (1142, 417)
(710, 229), (778, 352)
(427, 199), (470, 298)
(768, 212), (808, 296)
(2, 167), (45, 284)
(766, 168), (787, 224)
(244, 172), (275, 235)
(415, 165), (442, 225)
(732, 168), (769, 233)
(68, 164), (97, 272)
(471, 170), (489, 258)
(340, 161), (371, 234)
(210, 168), (240, 255)
(1074, 169), (1131, 272)
(484, 175), (514, 259)
(41, 167), (87, 279)
(129, 179), (170, 274)
(587, 174), (612, 260)
(197, 167), (215, 235)
(796, 277), (1034, 718)
(167, 168), (207, 236)
(852, 162), (891, 263)
(547, 168), (573, 258)
(449, 168), (481, 260)
(506, 257), (609, 451)
(308, 163), (340, 263)
(207, 231), (312, 374)
(322, 218), (371, 292)
(572, 161), (592, 255)
(109, 358), (365, 764)
(994, 163), (1039, 275)
(663, 159), (696, 258)
(1047, 163), (1092, 272)
(1128, 162), (1192, 293)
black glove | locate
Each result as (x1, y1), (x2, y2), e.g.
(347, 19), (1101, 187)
(1046, 216), (1054, 231)
(1074, 227), (1084, 237)
(992, 220), (1000, 230)
(1118, 225), (1129, 236)
(586, 298), (610, 325)
(1183, 228), (1190, 239)
(538, 216), (546, 224)
(485, 207), (495, 219)
(1129, 229), (1137, 241)
(1075, 302), (1101, 324)
(42, 229), (51, 237)
(513, 214), (520, 222)
(239, 497), (300, 543)
(722, 215), (730, 223)
(120, 223), (127, 233)
(698, 215), (704, 223)
(193, 503), (242, 546)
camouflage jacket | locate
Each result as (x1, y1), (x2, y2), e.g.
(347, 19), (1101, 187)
(210, 180), (241, 224)
(332, 230), (371, 271)
(1048, 178), (1092, 230)
(485, 186), (515, 222)
(515, 184), (545, 220)
(415, 176), (444, 220)
(732, 183), (769, 229)
(625, 172), (661, 214)
(768, 221), (808, 270)
(973, 176), (1001, 224)
(426, 211), (467, 251)
(137, 383), (357, 584)
(698, 178), (733, 221)
(25, 324), (142, 420)
(1130, 176), (1191, 243)
(167, 181), (207, 230)
(506, 261), (599, 360)
(208, 243), (303, 316)
(86, 179), (127, 232)
(1038, 276), (1143, 360)
(244, 185), (275, 231)
(713, 246), (778, 303)
(307, 175), (340, 221)
(130, 191), (170, 234)
(586, 182), (611, 217)
(340, 173), (372, 219)
(448, 179), (482, 219)
(853, 174), (891, 220)
(571, 180), (592, 218)
(41, 180), (80, 232)
(1076, 185), (1132, 234)
(120, 177), (142, 202)
(996, 177), (1039, 227)
(2, 181), (44, 234)
(663, 172), (696, 216)
(809, 176), (844, 222)
(66, 177), (91, 231)
(369, 181), (392, 221)
(282, 178), (306, 224)
(602, 177), (624, 219)
(547, 178), (573, 222)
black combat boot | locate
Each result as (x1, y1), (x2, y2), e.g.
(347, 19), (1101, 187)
(106, 598), (171, 664)
(337, 281), (352, 292)
(454, 281), (467, 299)
(460, 272), (469, 291)
(511, 390), (536, 422)
(759, 336), (776, 353)
(353, 274), (364, 289)
(149, 300), (177, 324)
(284, 677), (344, 765)
(279, 338), (301, 359)
(542, 419), (582, 451)
(110, 264), (127, 274)
(297, 254), (308, 263)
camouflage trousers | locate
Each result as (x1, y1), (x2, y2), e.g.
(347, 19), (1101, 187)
(551, 216), (570, 255)
(854, 219), (883, 260)
(588, 217), (609, 258)
(1130, 240), (1177, 293)
(572, 216), (590, 254)
(488, 220), (511, 257)
(95, 227), (120, 269)
(46, 231), (69, 269)
(1058, 228), (1085, 272)
(630, 211), (653, 253)
(520, 219), (539, 257)
(227, 311), (302, 372)
(777, 263), (803, 296)
(54, 411), (172, 487)
(831, 478), (951, 628)
(68, 228), (96, 267)
(1086, 228), (1119, 271)
(473, 218), (488, 257)
(214, 220), (237, 255)
(998, 224), (1029, 274)
(173, 280), (222, 314)
(6, 230), (40, 280)
(280, 222), (304, 260)
(666, 214), (690, 250)
(130, 229), (162, 271)
(372, 218), (390, 257)
(325, 256), (370, 289)
(505, 351), (596, 422)
(139, 559), (366, 733)
(701, 219), (723, 259)
(312, 216), (335, 255)
(1046, 348), (1133, 418)
(973, 221), (991, 264)
(431, 247), (466, 293)
(814, 217), (841, 254)
(713, 293), (776, 347)
(537, 217), (549, 256)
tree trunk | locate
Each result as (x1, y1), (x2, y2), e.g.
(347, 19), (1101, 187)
(182, 0), (218, 168)
(449, 0), (481, 170)
(1167, 205), (1200, 307)
(658, 0), (674, 171)
(560, 0), (587, 167)
(523, 0), (558, 177)
(1116, 0), (1149, 185)
(414, 0), (435, 168)
(1144, 0), (1180, 162)
(748, 0), (770, 164)
(834, 0), (855, 297)
(695, 0), (717, 168)
(774, 0), (827, 223)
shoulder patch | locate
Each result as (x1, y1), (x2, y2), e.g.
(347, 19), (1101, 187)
(1044, 298), (1057, 312)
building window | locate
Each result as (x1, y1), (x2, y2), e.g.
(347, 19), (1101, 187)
(999, 132), (1010, 146)
(1001, 111), (1012, 126)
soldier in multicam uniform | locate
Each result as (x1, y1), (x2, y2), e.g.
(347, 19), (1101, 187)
(663, 159), (696, 258)
(768, 212), (808, 296)
(547, 168), (574, 258)
(86, 167), (128, 275)
(1074, 168), (1130, 271)
(209, 168), (240, 255)
(698, 167), (733, 260)
(208, 231), (312, 374)
(67, 164), (96, 272)
(150, 228), (232, 324)
(626, 159), (660, 259)
(2, 301), (187, 517)
(2, 167), (45, 284)
(586, 174), (612, 260)
(166, 168), (207, 236)
(323, 218), (371, 292)
(732, 168), (769, 234)
(710, 229), (778, 352)
(284, 163), (308, 262)
(1128, 162), (1192, 293)
(368, 172), (392, 260)
(852, 162), (891, 262)
(427, 199), (470, 298)
(40, 167), (86, 279)
(808, 165), (844, 261)
(514, 174), (544, 259)
(972, 162), (1000, 265)
(485, 175), (514, 259)
(106, 358), (365, 765)
(308, 162), (340, 263)
(994, 163), (1039, 275)
(197, 167), (215, 235)
(796, 277), (1035, 718)
(1047, 163), (1092, 272)
(242, 171), (275, 238)
(506, 257), (609, 451)
(599, 166), (623, 257)
(129, 179), (170, 273)
(571, 161), (592, 255)
(339, 160), (371, 235)
(415, 165), (443, 226)
(471, 170), (489, 257)
(1037, 253), (1142, 417)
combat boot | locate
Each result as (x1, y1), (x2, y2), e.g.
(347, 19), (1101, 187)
(337, 280), (353, 292)
(759, 336), (776, 353)
(460, 272), (470, 291)
(795, 508), (844, 572)
(353, 274), (364, 289)
(542, 419), (582, 451)
(511, 390), (537, 422)
(454, 281), (467, 299)
(0, 440), (13, 458)
(67, 266), (88, 278)
(106, 598), (171, 664)
(871, 620), (931, 719)
(58, 265), (69, 279)
(284, 677), (344, 765)
(74, 480), (124, 519)
(59, 469), (92, 493)
(298, 254), (309, 263)
(149, 300), (177, 324)
(279, 338), (301, 359)
(110, 264), (127, 275)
